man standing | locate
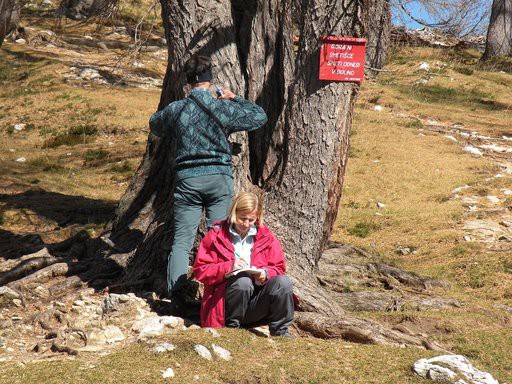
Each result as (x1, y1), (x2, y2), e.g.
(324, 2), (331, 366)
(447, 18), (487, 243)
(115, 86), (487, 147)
(149, 55), (267, 309)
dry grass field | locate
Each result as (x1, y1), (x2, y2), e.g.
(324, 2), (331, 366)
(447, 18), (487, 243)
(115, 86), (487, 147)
(1, 6), (511, 384)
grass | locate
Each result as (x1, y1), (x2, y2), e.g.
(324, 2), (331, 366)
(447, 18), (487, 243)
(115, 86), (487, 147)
(1, 15), (512, 384)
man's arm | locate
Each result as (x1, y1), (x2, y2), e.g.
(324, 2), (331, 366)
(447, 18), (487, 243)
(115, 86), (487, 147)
(149, 105), (174, 137)
(217, 89), (268, 134)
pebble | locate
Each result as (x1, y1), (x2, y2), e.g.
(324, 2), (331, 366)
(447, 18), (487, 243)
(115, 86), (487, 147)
(418, 62), (430, 71)
(161, 368), (175, 378)
(14, 123), (26, 131)
(376, 202), (386, 208)
(15, 157), (26, 162)
(374, 105), (383, 112)
(194, 344), (212, 360)
(463, 146), (483, 157)
(211, 344), (232, 361)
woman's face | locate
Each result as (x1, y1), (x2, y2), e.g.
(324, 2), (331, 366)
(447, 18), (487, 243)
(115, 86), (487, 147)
(234, 209), (258, 238)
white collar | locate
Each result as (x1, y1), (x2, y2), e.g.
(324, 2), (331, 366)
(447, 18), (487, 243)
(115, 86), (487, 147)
(229, 224), (257, 240)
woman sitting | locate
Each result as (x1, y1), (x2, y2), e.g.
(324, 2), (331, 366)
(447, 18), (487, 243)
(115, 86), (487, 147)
(193, 192), (294, 337)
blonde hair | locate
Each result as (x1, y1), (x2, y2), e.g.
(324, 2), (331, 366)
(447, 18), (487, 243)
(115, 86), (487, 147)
(227, 192), (264, 225)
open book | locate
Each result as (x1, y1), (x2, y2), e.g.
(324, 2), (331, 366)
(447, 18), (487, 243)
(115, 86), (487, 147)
(225, 266), (264, 278)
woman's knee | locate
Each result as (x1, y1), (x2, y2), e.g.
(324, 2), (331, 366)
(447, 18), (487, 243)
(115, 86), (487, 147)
(268, 274), (293, 292)
(228, 276), (254, 292)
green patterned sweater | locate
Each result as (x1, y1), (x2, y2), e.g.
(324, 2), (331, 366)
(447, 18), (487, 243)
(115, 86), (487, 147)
(149, 88), (267, 181)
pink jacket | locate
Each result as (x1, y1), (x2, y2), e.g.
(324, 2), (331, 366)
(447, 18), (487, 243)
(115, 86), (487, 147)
(192, 220), (286, 328)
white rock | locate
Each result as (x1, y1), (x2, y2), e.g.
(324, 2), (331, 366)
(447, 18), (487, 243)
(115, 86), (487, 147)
(9, 149), (15, 152)
(14, 123), (26, 131)
(211, 344), (232, 361)
(418, 62), (430, 71)
(503, 136), (512, 141)
(445, 135), (457, 142)
(205, 328), (220, 337)
(103, 325), (125, 344)
(426, 119), (439, 126)
(372, 159), (380, 163)
(132, 317), (164, 338)
(15, 39), (26, 44)
(502, 189), (512, 196)
(84, 35), (93, 40)
(161, 368), (175, 378)
(495, 174), (503, 178)
(459, 132), (471, 138)
(152, 342), (175, 353)
(79, 68), (102, 80)
(480, 144), (512, 154)
(376, 202), (386, 208)
(463, 146), (483, 157)
(453, 185), (469, 193)
(132, 60), (145, 68)
(463, 236), (472, 242)
(194, 344), (212, 360)
(412, 355), (499, 384)
(15, 157), (26, 163)
(486, 196), (500, 204)
(374, 105), (383, 112)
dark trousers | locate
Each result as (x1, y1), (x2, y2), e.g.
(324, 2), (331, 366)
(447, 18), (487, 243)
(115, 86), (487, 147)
(225, 274), (294, 336)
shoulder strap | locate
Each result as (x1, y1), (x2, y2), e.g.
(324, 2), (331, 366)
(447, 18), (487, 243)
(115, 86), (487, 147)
(188, 94), (226, 132)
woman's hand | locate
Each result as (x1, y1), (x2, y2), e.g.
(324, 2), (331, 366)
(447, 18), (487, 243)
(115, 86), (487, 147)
(233, 258), (247, 271)
(255, 270), (267, 284)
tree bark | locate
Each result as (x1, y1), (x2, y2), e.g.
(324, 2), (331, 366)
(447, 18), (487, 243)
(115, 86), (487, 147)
(102, 0), (365, 314)
(364, 0), (391, 75)
(482, 0), (512, 60)
(0, 0), (21, 47)
(100, 1), (446, 348)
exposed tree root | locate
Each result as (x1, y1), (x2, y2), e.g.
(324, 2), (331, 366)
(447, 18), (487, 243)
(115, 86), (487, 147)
(295, 312), (450, 352)
(0, 248), (58, 286)
(7, 262), (88, 290)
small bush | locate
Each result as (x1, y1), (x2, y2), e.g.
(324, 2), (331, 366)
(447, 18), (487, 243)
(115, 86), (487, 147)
(454, 66), (474, 76)
(109, 161), (133, 173)
(347, 221), (379, 238)
(84, 149), (109, 164)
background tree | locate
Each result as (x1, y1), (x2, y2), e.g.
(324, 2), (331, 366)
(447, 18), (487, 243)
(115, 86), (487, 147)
(391, 0), (490, 36)
(364, 0), (391, 74)
(482, 0), (512, 59)
(0, 0), (21, 47)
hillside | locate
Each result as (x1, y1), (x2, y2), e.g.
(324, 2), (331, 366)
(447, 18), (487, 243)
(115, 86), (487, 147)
(1, 6), (511, 384)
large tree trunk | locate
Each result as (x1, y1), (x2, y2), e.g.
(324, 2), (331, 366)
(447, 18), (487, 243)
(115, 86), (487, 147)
(98, 0), (443, 347)
(0, 0), (21, 47)
(482, 0), (512, 60)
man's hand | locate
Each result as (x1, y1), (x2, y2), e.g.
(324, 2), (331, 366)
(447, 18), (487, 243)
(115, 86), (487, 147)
(217, 88), (236, 100)
(233, 258), (247, 271)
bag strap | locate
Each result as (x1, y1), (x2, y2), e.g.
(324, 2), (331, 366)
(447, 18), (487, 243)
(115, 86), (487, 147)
(188, 94), (226, 132)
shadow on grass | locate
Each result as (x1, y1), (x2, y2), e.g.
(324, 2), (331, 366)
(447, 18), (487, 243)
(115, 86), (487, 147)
(397, 84), (511, 111)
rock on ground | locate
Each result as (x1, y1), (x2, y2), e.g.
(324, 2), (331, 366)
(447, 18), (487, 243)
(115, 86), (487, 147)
(412, 355), (499, 384)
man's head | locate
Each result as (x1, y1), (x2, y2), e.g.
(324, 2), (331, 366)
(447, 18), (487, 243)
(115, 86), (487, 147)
(184, 55), (212, 85)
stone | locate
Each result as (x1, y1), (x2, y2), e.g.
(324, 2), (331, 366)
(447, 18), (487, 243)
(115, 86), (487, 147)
(205, 328), (220, 337)
(486, 196), (500, 204)
(14, 123), (25, 131)
(374, 105), (383, 112)
(15, 38), (26, 44)
(194, 344), (212, 360)
(132, 316), (183, 338)
(480, 144), (512, 154)
(463, 146), (483, 157)
(412, 355), (499, 384)
(445, 135), (457, 142)
(418, 62), (430, 71)
(376, 202), (386, 208)
(16, 157), (26, 162)
(211, 344), (232, 361)
(103, 325), (125, 343)
(249, 326), (270, 338)
(162, 368), (175, 378)
(33, 286), (50, 299)
(152, 342), (175, 353)
(0, 287), (21, 307)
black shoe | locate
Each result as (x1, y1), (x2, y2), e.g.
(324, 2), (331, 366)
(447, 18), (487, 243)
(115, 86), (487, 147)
(271, 331), (296, 339)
